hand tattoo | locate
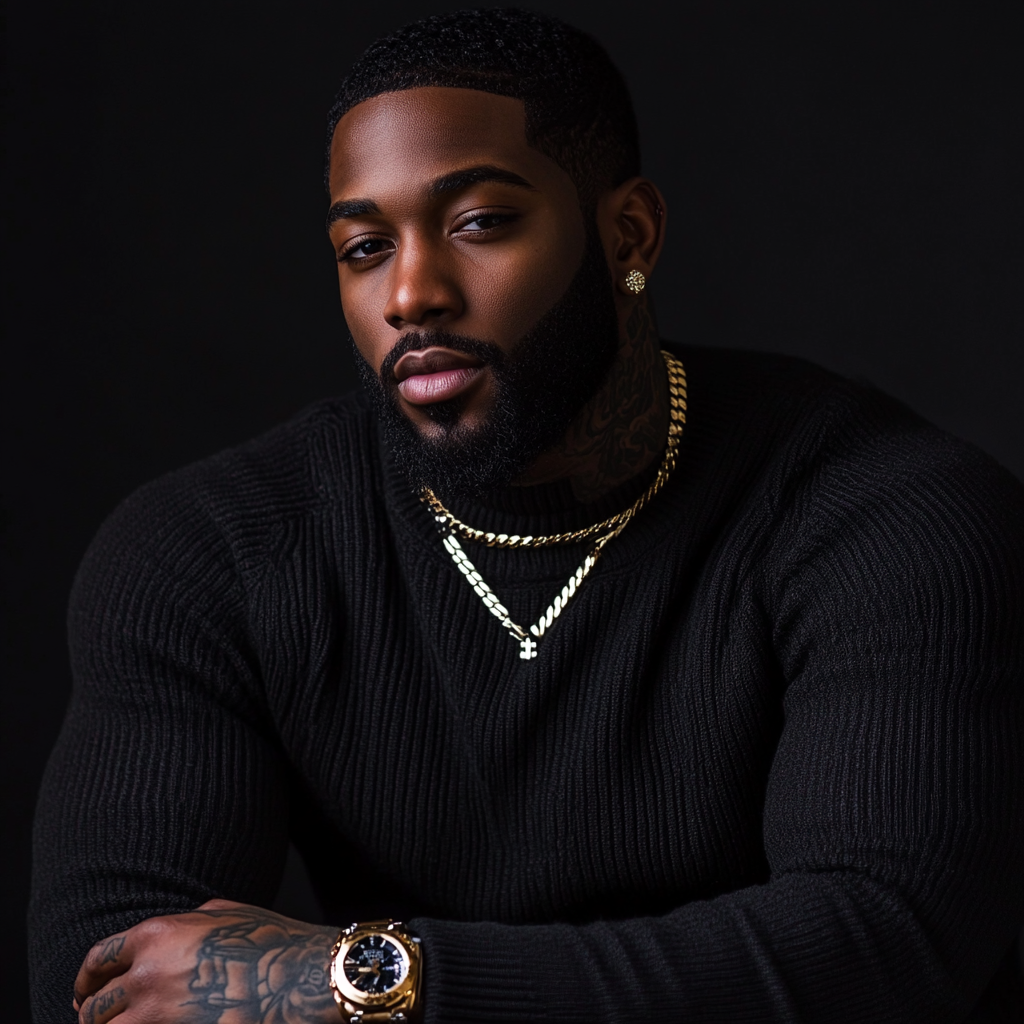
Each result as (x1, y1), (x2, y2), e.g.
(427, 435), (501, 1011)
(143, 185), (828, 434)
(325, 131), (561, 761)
(97, 935), (126, 966)
(84, 985), (125, 1024)
(183, 909), (336, 1023)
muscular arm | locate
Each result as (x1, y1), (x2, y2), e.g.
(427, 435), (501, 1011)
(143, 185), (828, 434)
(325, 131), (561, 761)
(408, 431), (1024, 1022)
(29, 475), (295, 1022)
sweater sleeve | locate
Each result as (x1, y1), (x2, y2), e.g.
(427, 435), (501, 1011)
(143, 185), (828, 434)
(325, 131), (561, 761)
(409, 430), (1024, 1023)
(28, 473), (290, 1024)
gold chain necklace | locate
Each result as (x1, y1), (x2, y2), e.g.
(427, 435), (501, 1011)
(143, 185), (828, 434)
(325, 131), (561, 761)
(422, 351), (686, 659)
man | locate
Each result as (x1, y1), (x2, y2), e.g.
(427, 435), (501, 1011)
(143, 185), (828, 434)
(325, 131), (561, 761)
(30, 9), (1024, 1023)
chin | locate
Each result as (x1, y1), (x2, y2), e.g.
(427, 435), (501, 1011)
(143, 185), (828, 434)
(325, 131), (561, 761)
(413, 395), (482, 434)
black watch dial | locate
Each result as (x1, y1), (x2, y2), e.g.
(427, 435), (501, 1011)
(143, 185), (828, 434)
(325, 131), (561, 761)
(343, 935), (407, 994)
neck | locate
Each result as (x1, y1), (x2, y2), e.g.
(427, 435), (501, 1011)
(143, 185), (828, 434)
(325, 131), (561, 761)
(514, 295), (669, 504)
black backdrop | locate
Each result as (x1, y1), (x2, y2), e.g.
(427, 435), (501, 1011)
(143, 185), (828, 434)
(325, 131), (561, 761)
(4, 2), (1022, 1016)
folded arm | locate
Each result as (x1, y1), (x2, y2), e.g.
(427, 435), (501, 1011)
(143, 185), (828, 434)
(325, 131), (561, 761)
(29, 478), (298, 1022)
(409, 440), (1024, 1023)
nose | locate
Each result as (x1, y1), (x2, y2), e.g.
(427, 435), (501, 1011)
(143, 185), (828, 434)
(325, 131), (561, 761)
(383, 240), (464, 330)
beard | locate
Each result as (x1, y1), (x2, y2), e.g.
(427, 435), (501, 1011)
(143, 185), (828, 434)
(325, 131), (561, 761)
(353, 229), (620, 502)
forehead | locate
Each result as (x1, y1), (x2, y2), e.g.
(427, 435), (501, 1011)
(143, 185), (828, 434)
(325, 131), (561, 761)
(328, 87), (560, 200)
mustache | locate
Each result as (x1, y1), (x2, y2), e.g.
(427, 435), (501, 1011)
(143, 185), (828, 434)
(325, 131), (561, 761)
(379, 331), (507, 383)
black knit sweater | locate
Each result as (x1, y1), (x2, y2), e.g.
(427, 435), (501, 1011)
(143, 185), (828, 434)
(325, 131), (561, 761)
(30, 344), (1024, 1022)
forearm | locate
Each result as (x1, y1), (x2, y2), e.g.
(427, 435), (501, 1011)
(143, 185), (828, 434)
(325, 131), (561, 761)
(30, 694), (292, 1022)
(411, 869), (1000, 1024)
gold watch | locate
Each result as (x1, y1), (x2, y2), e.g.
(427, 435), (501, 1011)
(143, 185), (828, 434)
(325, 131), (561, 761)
(328, 919), (422, 1024)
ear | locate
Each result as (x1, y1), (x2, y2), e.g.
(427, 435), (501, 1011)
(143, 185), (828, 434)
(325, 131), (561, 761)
(595, 177), (667, 297)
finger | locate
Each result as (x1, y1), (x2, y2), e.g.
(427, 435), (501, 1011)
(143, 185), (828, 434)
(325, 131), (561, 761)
(78, 980), (128, 1024)
(73, 930), (133, 1006)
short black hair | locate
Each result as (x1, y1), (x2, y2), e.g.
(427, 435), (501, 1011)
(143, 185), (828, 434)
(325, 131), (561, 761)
(325, 8), (640, 207)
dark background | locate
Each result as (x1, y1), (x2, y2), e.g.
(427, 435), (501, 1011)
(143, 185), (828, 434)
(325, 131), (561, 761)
(4, 1), (1022, 1017)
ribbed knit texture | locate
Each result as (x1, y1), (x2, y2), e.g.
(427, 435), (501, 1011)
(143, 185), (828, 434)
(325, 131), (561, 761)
(29, 344), (1024, 1022)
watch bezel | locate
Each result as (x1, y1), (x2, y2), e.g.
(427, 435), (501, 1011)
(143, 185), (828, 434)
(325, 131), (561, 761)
(329, 921), (421, 1014)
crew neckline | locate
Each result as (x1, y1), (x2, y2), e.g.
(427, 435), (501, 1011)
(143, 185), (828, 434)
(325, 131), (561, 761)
(454, 455), (662, 528)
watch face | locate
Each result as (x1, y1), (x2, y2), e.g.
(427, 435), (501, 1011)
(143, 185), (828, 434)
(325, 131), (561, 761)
(343, 934), (408, 995)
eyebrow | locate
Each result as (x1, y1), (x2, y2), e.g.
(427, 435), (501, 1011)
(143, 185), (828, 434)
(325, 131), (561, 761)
(325, 198), (381, 228)
(427, 164), (537, 198)
(326, 165), (536, 231)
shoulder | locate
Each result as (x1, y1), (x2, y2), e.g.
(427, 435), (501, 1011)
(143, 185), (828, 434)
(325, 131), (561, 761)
(71, 391), (378, 620)
(671, 341), (1024, 616)
(673, 340), (1023, 507)
(670, 341), (918, 440)
(177, 388), (378, 527)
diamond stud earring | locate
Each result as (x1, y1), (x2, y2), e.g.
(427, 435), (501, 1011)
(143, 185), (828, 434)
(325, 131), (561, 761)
(625, 269), (646, 295)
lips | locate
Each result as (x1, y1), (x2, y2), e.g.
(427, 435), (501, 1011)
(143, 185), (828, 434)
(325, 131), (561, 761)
(394, 347), (486, 405)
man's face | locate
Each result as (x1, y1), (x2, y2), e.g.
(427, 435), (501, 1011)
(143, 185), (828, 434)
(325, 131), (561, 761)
(328, 86), (620, 498)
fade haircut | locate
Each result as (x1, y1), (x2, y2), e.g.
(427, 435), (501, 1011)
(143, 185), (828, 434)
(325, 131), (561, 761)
(325, 8), (640, 208)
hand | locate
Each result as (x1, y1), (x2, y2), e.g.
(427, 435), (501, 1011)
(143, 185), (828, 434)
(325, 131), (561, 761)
(72, 899), (339, 1024)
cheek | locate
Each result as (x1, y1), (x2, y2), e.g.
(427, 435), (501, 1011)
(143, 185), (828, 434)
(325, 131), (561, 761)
(338, 270), (391, 374)
(462, 230), (582, 340)
(475, 214), (581, 333)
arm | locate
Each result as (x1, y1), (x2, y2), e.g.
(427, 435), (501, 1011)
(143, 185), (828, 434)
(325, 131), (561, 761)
(29, 476), (304, 1022)
(408, 440), (1024, 1022)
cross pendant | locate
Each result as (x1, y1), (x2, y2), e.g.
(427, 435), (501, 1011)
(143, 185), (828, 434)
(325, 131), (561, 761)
(519, 636), (538, 660)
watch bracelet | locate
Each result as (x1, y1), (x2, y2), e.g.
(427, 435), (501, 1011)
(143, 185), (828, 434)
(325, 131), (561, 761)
(328, 920), (422, 1024)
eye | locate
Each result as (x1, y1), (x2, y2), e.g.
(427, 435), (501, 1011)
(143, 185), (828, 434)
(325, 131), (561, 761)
(339, 237), (393, 262)
(455, 212), (518, 234)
